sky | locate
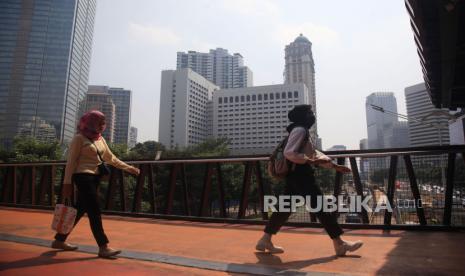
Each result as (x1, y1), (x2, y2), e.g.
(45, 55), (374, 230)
(88, 0), (424, 150)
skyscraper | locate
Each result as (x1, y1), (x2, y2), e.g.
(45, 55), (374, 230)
(159, 68), (219, 149)
(284, 34), (318, 141)
(0, 0), (96, 147)
(108, 88), (132, 145)
(83, 86), (116, 143)
(176, 48), (253, 89)
(365, 92), (398, 149)
(128, 126), (138, 149)
(405, 83), (450, 146)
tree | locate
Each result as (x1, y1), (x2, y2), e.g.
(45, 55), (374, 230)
(12, 136), (62, 162)
(126, 141), (165, 160)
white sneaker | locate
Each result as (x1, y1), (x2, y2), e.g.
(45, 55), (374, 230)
(255, 238), (284, 254)
(334, 240), (363, 256)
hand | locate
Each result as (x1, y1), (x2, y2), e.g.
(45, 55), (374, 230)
(61, 184), (73, 203)
(334, 164), (351, 174)
(127, 166), (140, 176)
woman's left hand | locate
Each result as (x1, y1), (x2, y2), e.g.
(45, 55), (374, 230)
(334, 164), (351, 174)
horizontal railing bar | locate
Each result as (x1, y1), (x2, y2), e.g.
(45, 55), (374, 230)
(0, 147), (464, 167)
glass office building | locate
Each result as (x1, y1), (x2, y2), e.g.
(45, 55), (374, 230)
(0, 0), (96, 147)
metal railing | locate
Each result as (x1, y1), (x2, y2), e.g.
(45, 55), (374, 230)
(1, 145), (464, 230)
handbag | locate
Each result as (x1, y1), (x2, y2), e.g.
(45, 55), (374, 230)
(51, 200), (77, 234)
(91, 140), (110, 176)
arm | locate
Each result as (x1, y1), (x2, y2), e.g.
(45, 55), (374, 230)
(284, 127), (309, 164)
(100, 138), (139, 175)
(63, 135), (82, 185)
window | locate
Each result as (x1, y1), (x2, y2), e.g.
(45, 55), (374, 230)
(252, 95), (256, 101)
(264, 94), (268, 100)
(224, 97), (228, 103)
(235, 96), (239, 102)
(282, 92), (286, 99)
(288, 91), (292, 98)
(270, 93), (274, 100)
(218, 98), (222, 104)
(246, 95), (250, 101)
(258, 94), (262, 100)
(241, 95), (245, 102)
(229, 96), (233, 102)
(276, 93), (280, 99)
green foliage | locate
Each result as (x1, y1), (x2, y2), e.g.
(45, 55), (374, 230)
(126, 141), (165, 160)
(162, 138), (230, 158)
(0, 136), (63, 162)
(107, 143), (129, 159)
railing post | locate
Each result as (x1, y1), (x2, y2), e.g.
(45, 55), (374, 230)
(199, 163), (214, 217)
(443, 153), (456, 226)
(148, 164), (156, 214)
(180, 163), (192, 216)
(403, 155), (427, 225)
(254, 161), (268, 220)
(132, 164), (145, 213)
(119, 169), (127, 212)
(384, 156), (398, 226)
(50, 165), (56, 206)
(216, 163), (227, 218)
(165, 164), (179, 215)
(349, 157), (369, 223)
(238, 162), (252, 219)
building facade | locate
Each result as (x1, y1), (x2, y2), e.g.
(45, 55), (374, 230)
(129, 126), (138, 148)
(365, 92), (398, 149)
(0, 0), (96, 147)
(405, 83), (450, 146)
(212, 83), (309, 155)
(108, 87), (132, 145)
(176, 48), (253, 89)
(159, 68), (219, 149)
(284, 34), (318, 141)
(83, 86), (116, 142)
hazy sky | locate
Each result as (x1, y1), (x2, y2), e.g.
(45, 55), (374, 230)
(88, 0), (423, 150)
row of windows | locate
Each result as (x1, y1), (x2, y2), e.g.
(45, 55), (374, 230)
(218, 91), (299, 104)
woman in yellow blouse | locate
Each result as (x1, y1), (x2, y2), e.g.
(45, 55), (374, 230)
(51, 110), (140, 258)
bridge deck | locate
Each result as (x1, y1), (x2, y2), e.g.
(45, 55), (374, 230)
(1, 207), (464, 275)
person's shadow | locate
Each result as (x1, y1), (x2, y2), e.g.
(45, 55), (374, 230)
(0, 250), (98, 272)
(253, 251), (361, 270)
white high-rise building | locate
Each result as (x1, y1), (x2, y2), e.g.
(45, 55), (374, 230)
(284, 34), (318, 141)
(405, 83), (450, 146)
(213, 83), (309, 155)
(365, 92), (398, 149)
(176, 48), (253, 89)
(159, 68), (219, 149)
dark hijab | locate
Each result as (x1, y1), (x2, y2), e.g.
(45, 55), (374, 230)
(286, 104), (315, 133)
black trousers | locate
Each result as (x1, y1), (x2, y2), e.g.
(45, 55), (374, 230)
(264, 164), (344, 239)
(55, 173), (109, 246)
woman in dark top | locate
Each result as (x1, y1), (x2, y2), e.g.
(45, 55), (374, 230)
(256, 105), (363, 256)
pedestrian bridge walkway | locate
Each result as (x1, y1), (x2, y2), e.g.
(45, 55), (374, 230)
(0, 207), (464, 275)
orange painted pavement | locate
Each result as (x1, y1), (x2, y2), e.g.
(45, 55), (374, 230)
(1, 207), (465, 275)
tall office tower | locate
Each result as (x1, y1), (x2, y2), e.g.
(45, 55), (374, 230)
(159, 68), (219, 149)
(365, 92), (398, 149)
(405, 83), (450, 146)
(359, 138), (369, 181)
(83, 86), (116, 143)
(0, 0), (96, 147)
(284, 34), (318, 141)
(128, 126), (138, 149)
(108, 87), (132, 145)
(213, 83), (309, 155)
(390, 121), (410, 148)
(176, 48), (253, 89)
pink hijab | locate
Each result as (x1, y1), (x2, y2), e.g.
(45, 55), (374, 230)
(78, 110), (105, 141)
